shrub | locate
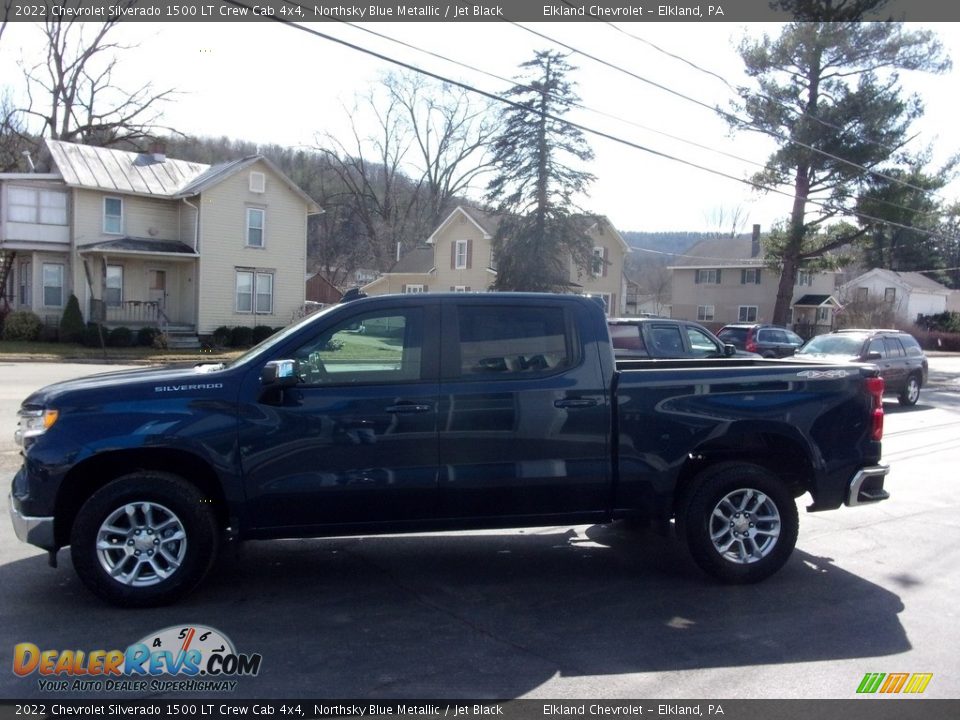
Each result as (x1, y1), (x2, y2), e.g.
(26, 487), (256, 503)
(83, 323), (106, 348)
(108, 326), (134, 348)
(229, 326), (254, 348)
(252, 325), (276, 344)
(137, 326), (161, 347)
(59, 294), (86, 344)
(152, 332), (168, 350)
(212, 326), (232, 347)
(2, 311), (43, 341)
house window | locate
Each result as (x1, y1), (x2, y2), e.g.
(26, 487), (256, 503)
(796, 270), (813, 286)
(6, 187), (68, 225)
(884, 287), (896, 303)
(697, 305), (715, 322)
(18, 261), (32, 306)
(817, 306), (830, 322)
(738, 305), (758, 322)
(695, 269), (721, 284)
(42, 263), (64, 307)
(455, 239), (469, 269)
(404, 284), (425, 294)
(236, 269), (274, 314)
(103, 197), (123, 234)
(452, 285), (470, 292)
(856, 287), (869, 302)
(105, 265), (123, 307)
(592, 247), (606, 277)
(249, 172), (265, 193)
(246, 208), (265, 247)
(741, 268), (761, 284)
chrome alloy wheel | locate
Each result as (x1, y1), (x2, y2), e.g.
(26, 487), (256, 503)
(95, 502), (188, 587)
(709, 488), (781, 564)
(905, 377), (920, 404)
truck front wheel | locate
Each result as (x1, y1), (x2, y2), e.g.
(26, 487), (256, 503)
(681, 462), (798, 583)
(70, 472), (219, 607)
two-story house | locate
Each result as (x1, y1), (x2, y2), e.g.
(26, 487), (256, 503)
(0, 139), (319, 340)
(362, 205), (630, 315)
(668, 226), (839, 333)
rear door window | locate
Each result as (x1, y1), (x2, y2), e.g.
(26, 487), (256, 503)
(649, 325), (686, 356)
(609, 324), (648, 357)
(884, 337), (905, 358)
(456, 305), (575, 378)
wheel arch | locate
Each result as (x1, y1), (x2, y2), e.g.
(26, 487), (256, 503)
(55, 448), (229, 547)
(672, 428), (816, 516)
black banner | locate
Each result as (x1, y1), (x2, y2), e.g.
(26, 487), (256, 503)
(3, 0), (960, 23)
(1, 700), (959, 720)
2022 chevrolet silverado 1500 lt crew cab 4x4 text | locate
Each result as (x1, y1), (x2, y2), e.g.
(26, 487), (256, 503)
(10, 293), (890, 606)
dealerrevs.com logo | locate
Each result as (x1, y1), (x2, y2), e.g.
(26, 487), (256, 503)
(13, 625), (261, 693)
(857, 672), (933, 694)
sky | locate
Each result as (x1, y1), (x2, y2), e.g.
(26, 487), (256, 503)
(2, 17), (959, 235)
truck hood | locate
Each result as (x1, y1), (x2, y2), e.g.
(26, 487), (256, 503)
(21, 363), (232, 408)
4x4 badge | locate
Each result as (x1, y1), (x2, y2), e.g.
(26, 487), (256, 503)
(797, 369), (852, 379)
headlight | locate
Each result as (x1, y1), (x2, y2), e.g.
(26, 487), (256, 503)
(15, 408), (59, 447)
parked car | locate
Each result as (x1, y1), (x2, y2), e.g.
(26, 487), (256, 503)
(717, 323), (805, 358)
(608, 318), (760, 359)
(796, 328), (928, 406)
(12, 293), (888, 606)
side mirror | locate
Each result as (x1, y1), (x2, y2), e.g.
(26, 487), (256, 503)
(864, 351), (883, 362)
(261, 359), (300, 388)
(723, 343), (737, 357)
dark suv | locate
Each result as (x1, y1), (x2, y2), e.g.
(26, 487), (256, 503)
(717, 323), (805, 358)
(796, 329), (928, 406)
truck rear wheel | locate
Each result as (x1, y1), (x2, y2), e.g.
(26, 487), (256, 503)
(70, 472), (219, 607)
(681, 462), (798, 583)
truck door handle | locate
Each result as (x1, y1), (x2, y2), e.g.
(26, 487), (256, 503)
(385, 403), (432, 414)
(554, 398), (598, 409)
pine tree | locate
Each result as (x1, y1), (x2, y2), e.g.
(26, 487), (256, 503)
(485, 51), (596, 292)
(729, 0), (950, 324)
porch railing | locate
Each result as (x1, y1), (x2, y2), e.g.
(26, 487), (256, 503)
(90, 299), (162, 325)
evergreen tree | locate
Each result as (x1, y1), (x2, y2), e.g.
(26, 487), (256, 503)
(485, 51), (596, 292)
(59, 294), (85, 344)
(729, 0), (950, 324)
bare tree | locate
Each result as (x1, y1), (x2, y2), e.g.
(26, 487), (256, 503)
(703, 203), (750, 239)
(317, 72), (498, 272)
(18, 10), (177, 154)
(0, 90), (31, 172)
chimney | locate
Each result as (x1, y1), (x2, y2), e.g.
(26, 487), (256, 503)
(148, 141), (166, 163)
(751, 224), (761, 258)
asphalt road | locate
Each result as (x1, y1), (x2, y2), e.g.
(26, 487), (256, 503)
(0, 358), (958, 701)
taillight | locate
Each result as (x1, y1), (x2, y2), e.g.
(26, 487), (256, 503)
(745, 329), (757, 353)
(866, 376), (885, 441)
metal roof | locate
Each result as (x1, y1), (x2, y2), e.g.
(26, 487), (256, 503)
(47, 139), (209, 197)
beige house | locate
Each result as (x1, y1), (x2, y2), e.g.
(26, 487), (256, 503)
(669, 227), (838, 334)
(363, 205), (630, 315)
(0, 139), (319, 341)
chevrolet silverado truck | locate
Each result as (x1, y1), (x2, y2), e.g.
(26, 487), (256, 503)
(10, 293), (889, 606)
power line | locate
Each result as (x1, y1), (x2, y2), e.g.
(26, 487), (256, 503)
(340, 17), (948, 228)
(228, 1), (959, 247)
(514, 16), (951, 204)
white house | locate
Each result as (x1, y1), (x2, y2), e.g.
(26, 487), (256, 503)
(839, 268), (953, 323)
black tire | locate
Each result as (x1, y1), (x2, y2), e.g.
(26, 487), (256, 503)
(898, 374), (921, 407)
(70, 472), (219, 607)
(680, 462), (799, 584)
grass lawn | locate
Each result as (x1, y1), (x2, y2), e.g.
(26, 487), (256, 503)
(0, 340), (242, 365)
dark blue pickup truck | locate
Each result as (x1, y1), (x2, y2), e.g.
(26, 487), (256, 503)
(10, 293), (889, 606)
